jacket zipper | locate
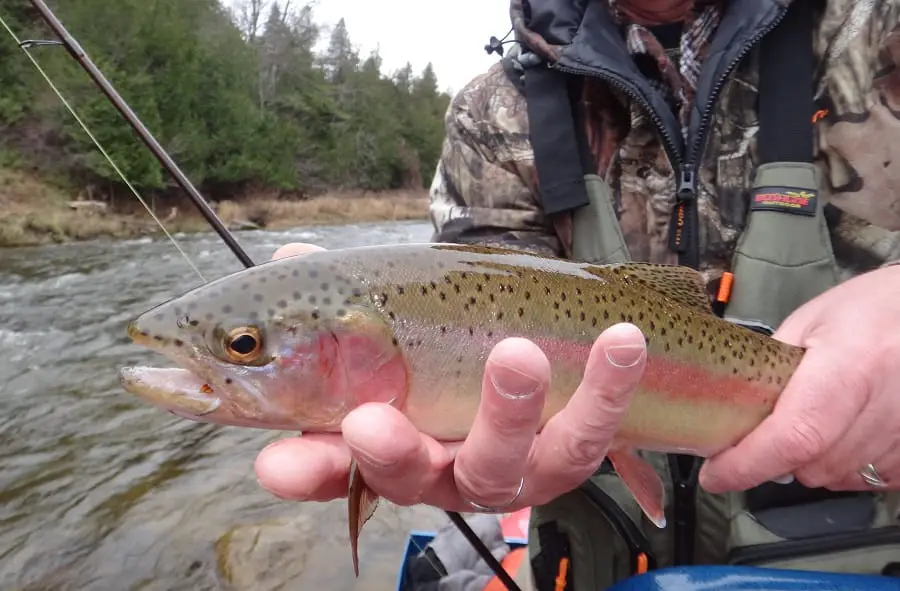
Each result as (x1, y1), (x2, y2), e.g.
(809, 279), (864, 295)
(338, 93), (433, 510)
(727, 525), (900, 567)
(550, 6), (789, 271)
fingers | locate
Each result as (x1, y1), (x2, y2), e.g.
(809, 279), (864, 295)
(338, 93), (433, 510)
(341, 403), (453, 506)
(254, 433), (352, 501)
(452, 338), (550, 508)
(795, 380), (899, 490)
(528, 323), (647, 502)
(699, 346), (867, 493)
(271, 242), (326, 260)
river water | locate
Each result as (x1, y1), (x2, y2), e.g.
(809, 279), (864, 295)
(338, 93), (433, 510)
(0, 221), (450, 590)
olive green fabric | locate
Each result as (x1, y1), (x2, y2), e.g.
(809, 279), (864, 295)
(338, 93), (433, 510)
(571, 175), (631, 264)
(722, 162), (840, 333)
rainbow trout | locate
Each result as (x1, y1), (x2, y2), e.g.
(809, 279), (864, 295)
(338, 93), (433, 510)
(118, 243), (805, 575)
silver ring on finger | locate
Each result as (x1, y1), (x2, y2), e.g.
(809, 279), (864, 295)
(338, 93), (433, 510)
(859, 463), (888, 489)
(463, 476), (526, 514)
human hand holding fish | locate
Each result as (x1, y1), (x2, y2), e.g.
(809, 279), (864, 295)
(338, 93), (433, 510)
(700, 263), (900, 494)
(117, 240), (897, 575)
(253, 243), (650, 514)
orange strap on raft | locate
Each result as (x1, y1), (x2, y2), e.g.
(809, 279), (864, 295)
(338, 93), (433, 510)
(636, 552), (649, 575)
(484, 548), (528, 591)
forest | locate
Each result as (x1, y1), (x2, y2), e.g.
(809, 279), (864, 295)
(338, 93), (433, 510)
(0, 0), (453, 244)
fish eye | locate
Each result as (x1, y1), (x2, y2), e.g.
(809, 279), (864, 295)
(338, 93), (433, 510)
(223, 326), (263, 363)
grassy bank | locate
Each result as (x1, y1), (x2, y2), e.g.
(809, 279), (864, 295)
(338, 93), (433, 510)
(0, 169), (430, 248)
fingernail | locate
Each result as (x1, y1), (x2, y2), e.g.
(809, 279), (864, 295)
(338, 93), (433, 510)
(489, 362), (541, 399)
(771, 473), (795, 485)
(606, 344), (645, 368)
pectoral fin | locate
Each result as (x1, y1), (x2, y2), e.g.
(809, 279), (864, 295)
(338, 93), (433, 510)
(348, 459), (380, 576)
(608, 449), (667, 528)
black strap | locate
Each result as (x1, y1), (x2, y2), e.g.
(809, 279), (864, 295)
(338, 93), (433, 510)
(523, 65), (592, 215)
(757, 0), (816, 164)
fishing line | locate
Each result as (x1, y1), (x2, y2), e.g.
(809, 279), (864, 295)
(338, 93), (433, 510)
(5, 2), (521, 588)
(0, 14), (207, 284)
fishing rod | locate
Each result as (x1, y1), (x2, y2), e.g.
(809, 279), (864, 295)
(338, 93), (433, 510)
(11, 2), (522, 589)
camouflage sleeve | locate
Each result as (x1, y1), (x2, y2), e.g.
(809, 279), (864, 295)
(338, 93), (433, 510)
(818, 9), (900, 237)
(428, 61), (563, 256)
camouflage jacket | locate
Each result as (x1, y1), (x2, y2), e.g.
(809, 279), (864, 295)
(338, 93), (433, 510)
(428, 0), (900, 288)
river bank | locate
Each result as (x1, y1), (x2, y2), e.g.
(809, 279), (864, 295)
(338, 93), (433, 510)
(0, 169), (430, 247)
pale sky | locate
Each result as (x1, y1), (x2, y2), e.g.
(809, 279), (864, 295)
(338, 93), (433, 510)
(310, 0), (512, 93)
(231, 0), (513, 94)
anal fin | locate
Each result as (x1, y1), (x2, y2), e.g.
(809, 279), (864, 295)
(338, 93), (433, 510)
(608, 449), (667, 528)
(348, 459), (380, 577)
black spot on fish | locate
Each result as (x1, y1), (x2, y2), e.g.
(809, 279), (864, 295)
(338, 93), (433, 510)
(603, 310), (610, 320)
(397, 286), (405, 295)
(173, 339), (184, 347)
(421, 286), (428, 296)
(308, 295), (317, 304)
(292, 270), (300, 278)
(323, 297), (331, 306)
(497, 311), (504, 320)
(225, 378), (233, 384)
(440, 292), (447, 301)
(222, 305), (233, 314)
(253, 294), (264, 302)
(309, 270), (319, 278)
(249, 312), (259, 321)
(352, 288), (363, 297)
(440, 326), (447, 334)
(293, 292), (302, 300)
(320, 283), (330, 291)
(580, 312), (586, 321)
(388, 312), (396, 320)
(278, 300), (288, 309)
(259, 277), (267, 284)
(525, 291), (531, 300)
(205, 313), (215, 321)
(518, 307), (525, 317)
(311, 311), (320, 320)
(392, 337), (399, 346)
(453, 284), (460, 293)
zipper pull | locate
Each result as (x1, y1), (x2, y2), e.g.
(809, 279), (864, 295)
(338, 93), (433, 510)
(677, 165), (697, 201)
(668, 164), (697, 253)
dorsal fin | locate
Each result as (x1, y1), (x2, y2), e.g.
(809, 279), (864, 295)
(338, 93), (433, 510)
(586, 262), (713, 313)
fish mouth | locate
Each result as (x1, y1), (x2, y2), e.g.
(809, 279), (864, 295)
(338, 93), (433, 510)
(118, 366), (221, 417)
